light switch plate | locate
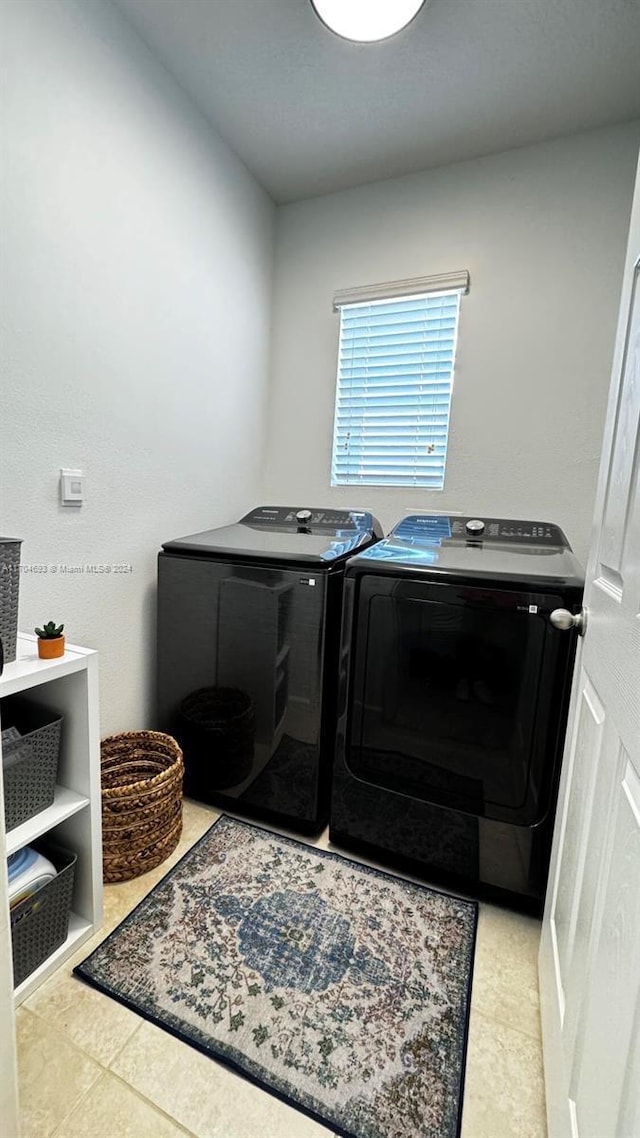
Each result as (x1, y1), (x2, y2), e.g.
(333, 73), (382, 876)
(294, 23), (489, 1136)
(60, 468), (84, 506)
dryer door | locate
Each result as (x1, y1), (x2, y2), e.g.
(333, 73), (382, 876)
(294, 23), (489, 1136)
(347, 575), (575, 825)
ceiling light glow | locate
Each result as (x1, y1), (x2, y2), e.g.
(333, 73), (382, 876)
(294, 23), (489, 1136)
(311, 0), (426, 43)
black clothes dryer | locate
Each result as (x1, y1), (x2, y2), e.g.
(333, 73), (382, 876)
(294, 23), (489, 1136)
(330, 514), (584, 912)
(157, 505), (382, 834)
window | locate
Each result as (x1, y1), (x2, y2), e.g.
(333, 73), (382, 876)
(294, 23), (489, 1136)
(330, 271), (468, 488)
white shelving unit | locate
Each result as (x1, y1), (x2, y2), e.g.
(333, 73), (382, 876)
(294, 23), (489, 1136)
(0, 634), (103, 1136)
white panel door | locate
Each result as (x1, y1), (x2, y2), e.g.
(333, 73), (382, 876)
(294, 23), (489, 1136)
(539, 154), (640, 1138)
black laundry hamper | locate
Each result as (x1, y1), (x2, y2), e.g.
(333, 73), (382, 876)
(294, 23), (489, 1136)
(178, 686), (255, 793)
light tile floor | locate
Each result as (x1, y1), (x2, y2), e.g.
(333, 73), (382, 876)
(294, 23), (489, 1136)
(16, 800), (547, 1138)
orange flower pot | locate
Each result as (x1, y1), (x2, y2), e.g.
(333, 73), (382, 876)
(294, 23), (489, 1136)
(37, 636), (65, 659)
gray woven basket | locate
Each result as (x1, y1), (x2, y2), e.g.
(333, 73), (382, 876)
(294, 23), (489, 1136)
(2, 697), (63, 831)
(10, 841), (76, 987)
(0, 538), (22, 664)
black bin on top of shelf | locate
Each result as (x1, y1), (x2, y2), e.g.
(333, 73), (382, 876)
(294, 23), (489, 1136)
(1, 696), (63, 832)
(0, 537), (22, 665)
(178, 686), (255, 793)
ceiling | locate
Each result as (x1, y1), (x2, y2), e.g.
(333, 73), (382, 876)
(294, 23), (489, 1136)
(113, 0), (640, 203)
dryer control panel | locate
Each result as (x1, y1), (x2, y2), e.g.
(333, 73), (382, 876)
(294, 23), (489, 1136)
(393, 515), (569, 548)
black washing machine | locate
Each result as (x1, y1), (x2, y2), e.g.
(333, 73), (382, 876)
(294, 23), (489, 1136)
(330, 514), (584, 912)
(157, 505), (382, 834)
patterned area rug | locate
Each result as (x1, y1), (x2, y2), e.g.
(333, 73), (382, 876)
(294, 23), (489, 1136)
(75, 816), (477, 1138)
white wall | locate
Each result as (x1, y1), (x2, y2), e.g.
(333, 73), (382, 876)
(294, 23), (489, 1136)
(263, 123), (640, 565)
(2, 1), (638, 740)
(0, 0), (275, 734)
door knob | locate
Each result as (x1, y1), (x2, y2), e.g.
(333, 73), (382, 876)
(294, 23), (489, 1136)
(550, 608), (587, 635)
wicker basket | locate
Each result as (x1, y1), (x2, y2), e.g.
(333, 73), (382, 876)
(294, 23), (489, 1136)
(101, 730), (184, 883)
(178, 686), (255, 792)
(0, 538), (22, 665)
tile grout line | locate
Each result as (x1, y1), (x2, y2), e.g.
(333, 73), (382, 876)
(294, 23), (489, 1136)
(47, 1067), (198, 1138)
(47, 1075), (106, 1138)
(17, 1008), (103, 1138)
(469, 1006), (542, 1042)
(101, 1068), (199, 1136)
(20, 989), (145, 1071)
(468, 1004), (545, 1046)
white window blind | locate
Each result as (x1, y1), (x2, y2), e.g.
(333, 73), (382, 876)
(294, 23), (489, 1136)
(330, 279), (465, 488)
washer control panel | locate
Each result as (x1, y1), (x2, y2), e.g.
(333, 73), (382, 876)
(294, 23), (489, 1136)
(393, 515), (568, 547)
(242, 506), (375, 532)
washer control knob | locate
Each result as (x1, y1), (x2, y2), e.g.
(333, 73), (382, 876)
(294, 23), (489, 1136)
(296, 509), (312, 524)
(465, 519), (485, 536)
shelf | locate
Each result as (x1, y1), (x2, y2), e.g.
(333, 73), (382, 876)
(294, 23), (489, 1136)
(5, 787), (90, 856)
(1, 631), (102, 1129)
(0, 635), (96, 698)
(13, 912), (94, 1004)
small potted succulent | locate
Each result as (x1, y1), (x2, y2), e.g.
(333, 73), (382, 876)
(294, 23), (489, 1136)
(35, 621), (65, 659)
